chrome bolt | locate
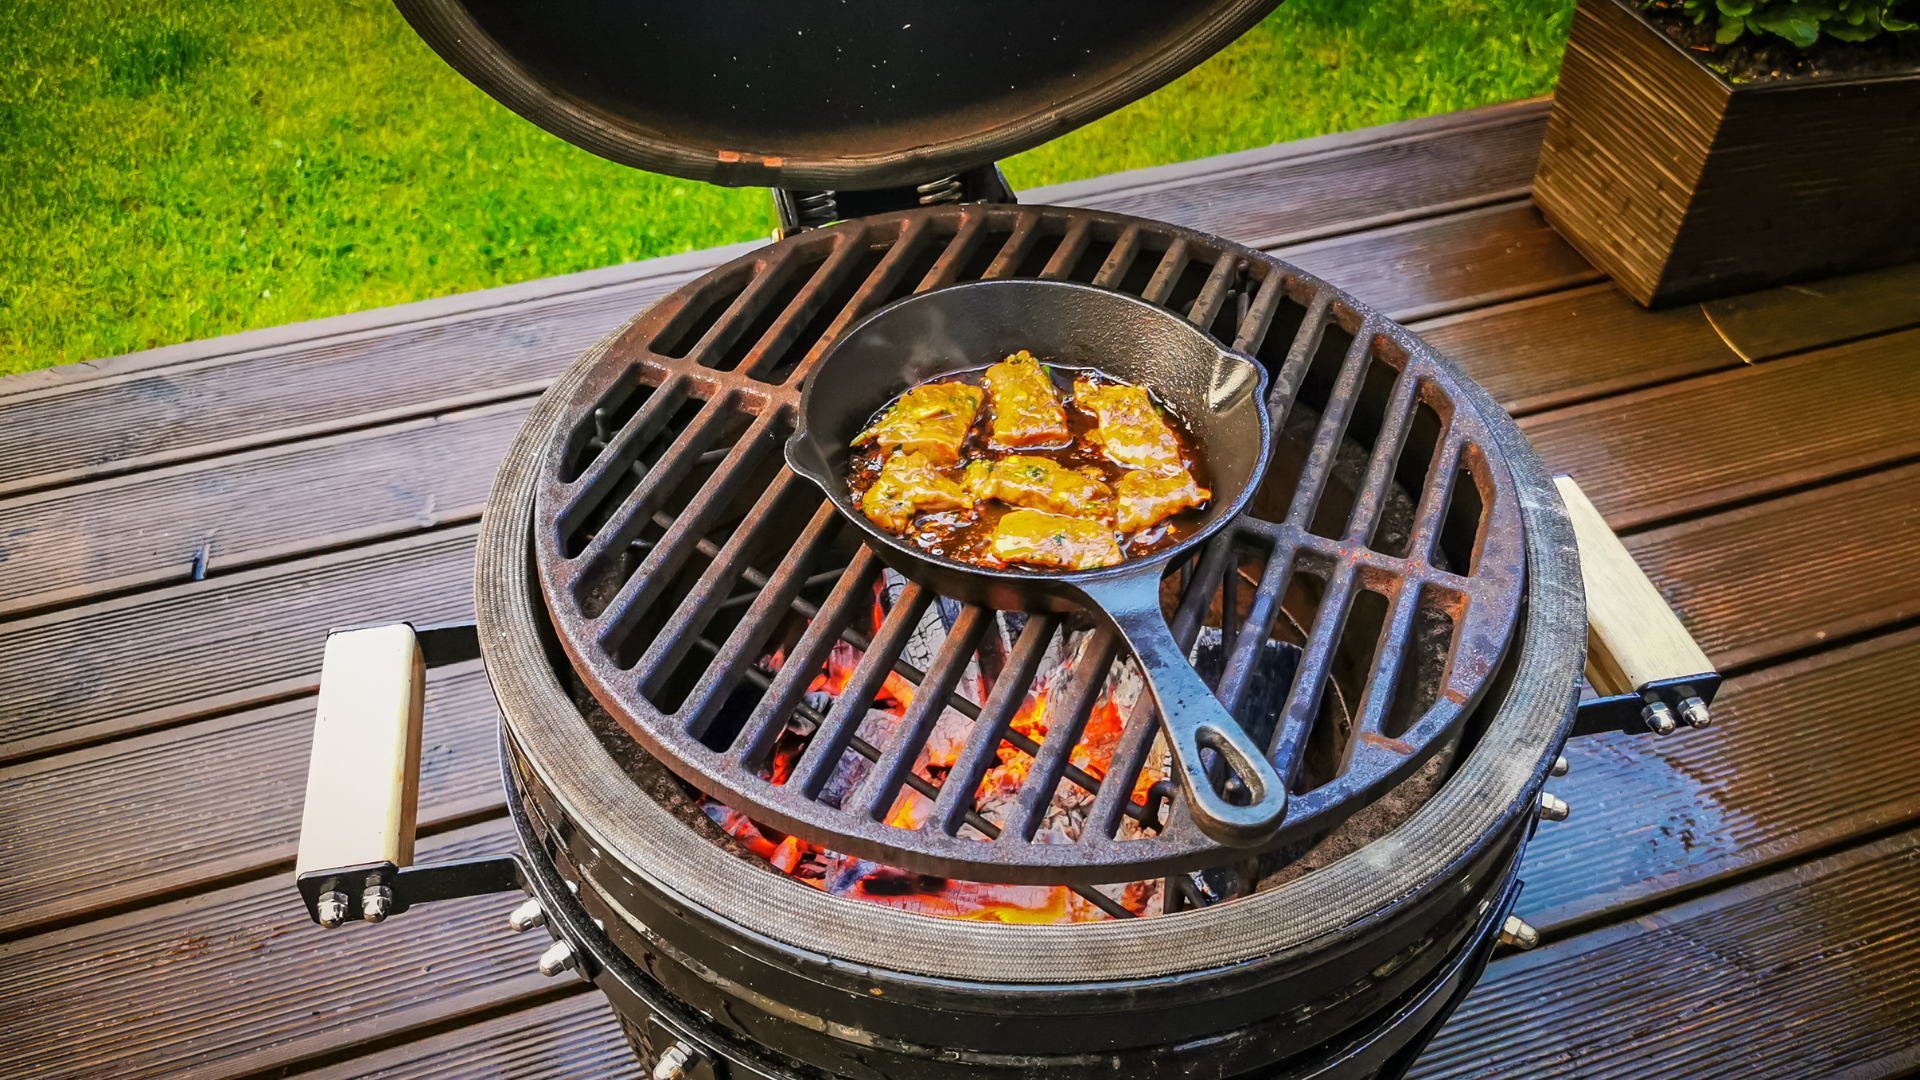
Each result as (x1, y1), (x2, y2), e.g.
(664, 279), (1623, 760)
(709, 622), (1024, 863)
(315, 891), (349, 929)
(360, 885), (393, 923)
(1680, 695), (1712, 729)
(507, 897), (546, 933)
(1539, 791), (1571, 821)
(537, 939), (578, 977)
(1499, 915), (1540, 950)
(653, 1042), (700, 1080)
(1551, 754), (1569, 777)
(1642, 700), (1678, 736)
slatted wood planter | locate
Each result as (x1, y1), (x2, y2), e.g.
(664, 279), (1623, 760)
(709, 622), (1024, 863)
(1535, 0), (1920, 306)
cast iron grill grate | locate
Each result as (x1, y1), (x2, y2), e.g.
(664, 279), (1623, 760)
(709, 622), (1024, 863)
(530, 204), (1525, 887)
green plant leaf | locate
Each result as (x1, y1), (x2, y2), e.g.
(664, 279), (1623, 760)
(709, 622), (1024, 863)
(1717, 0), (1756, 15)
(1751, 7), (1823, 44)
(1717, 13), (1750, 39)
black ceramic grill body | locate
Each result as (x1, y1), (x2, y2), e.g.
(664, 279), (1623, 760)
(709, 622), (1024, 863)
(523, 204), (1534, 891)
(475, 208), (1588, 1080)
(786, 279), (1287, 847)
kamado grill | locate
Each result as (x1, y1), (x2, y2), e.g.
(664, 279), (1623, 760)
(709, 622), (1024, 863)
(292, 6), (1725, 1078)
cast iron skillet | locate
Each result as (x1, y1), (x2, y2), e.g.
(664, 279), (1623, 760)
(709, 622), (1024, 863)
(786, 279), (1286, 847)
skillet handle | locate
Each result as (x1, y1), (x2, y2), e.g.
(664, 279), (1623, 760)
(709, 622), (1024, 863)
(1077, 571), (1288, 848)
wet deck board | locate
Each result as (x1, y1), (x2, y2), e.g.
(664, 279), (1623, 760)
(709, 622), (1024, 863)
(2, 98), (1916, 1079)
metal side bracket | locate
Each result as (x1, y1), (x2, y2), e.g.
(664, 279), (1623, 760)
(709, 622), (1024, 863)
(1557, 477), (1722, 738)
(293, 621), (528, 926)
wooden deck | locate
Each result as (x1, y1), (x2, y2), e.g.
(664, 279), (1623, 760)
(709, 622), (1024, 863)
(3, 97), (1918, 1079)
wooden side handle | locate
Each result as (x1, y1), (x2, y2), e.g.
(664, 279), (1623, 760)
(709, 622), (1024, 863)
(295, 624), (426, 924)
(1556, 476), (1719, 734)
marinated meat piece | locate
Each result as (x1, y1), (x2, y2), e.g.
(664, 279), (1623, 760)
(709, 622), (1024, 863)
(1114, 468), (1211, 534)
(990, 509), (1122, 570)
(852, 382), (984, 465)
(860, 451), (970, 534)
(1073, 379), (1184, 471)
(964, 454), (1112, 519)
(981, 350), (1070, 448)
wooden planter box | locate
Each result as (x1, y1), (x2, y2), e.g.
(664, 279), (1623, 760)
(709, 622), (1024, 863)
(1535, 0), (1920, 306)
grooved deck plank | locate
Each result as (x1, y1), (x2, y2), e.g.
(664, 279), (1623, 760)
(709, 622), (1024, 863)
(294, 992), (639, 1080)
(0, 278), (691, 501)
(1701, 260), (1920, 362)
(0, 661), (499, 941)
(1414, 829), (1920, 1079)
(1520, 327), (1920, 530)
(1519, 628), (1920, 937)
(0, 402), (526, 619)
(1277, 200), (1602, 323)
(1626, 464), (1920, 671)
(1052, 101), (1547, 247)
(0, 819), (561, 1080)
(1412, 282), (1741, 416)
(0, 528), (475, 762)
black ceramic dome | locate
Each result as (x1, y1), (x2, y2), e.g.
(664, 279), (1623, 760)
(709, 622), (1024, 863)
(394, 0), (1284, 189)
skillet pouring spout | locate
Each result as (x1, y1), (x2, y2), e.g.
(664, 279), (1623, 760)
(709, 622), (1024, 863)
(786, 277), (1285, 848)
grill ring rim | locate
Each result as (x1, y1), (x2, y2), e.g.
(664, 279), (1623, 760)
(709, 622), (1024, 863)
(473, 276), (1585, 984)
(525, 203), (1532, 885)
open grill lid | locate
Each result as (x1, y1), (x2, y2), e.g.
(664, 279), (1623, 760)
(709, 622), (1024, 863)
(393, 0), (1284, 189)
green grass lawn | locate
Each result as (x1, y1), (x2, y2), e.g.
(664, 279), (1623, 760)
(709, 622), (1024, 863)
(0, 0), (1573, 377)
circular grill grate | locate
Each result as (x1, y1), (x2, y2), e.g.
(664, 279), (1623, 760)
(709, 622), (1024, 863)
(528, 204), (1525, 886)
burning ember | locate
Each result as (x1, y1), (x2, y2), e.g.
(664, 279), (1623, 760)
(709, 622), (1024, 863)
(702, 577), (1170, 922)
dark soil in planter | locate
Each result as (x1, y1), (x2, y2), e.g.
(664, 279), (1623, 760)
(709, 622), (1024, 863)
(1640, 0), (1920, 83)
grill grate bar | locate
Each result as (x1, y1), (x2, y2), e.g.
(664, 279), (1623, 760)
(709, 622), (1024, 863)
(781, 217), (935, 386)
(846, 605), (992, 823)
(737, 226), (865, 380)
(1090, 224), (1144, 290)
(1215, 528), (1301, 720)
(983, 213), (1046, 280)
(1342, 365), (1425, 549)
(1231, 268), (1291, 354)
(1407, 429), (1474, 570)
(1186, 253), (1240, 332)
(1352, 581), (1424, 742)
(792, 584), (935, 799)
(1263, 291), (1339, 422)
(1270, 560), (1362, 789)
(594, 403), (776, 640)
(1284, 317), (1380, 531)
(559, 378), (693, 536)
(573, 394), (739, 589)
(1040, 217), (1095, 281)
(681, 499), (845, 740)
(916, 210), (987, 293)
(682, 243), (806, 369)
(1001, 628), (1122, 843)
(636, 465), (807, 698)
(931, 615), (1060, 836)
(1139, 238), (1190, 307)
(711, 567), (847, 614)
(732, 547), (885, 769)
